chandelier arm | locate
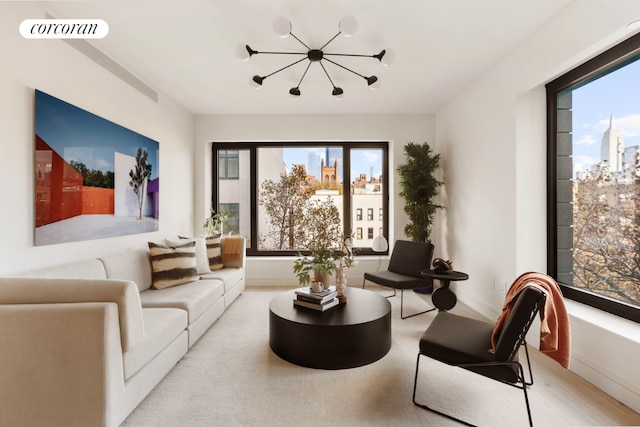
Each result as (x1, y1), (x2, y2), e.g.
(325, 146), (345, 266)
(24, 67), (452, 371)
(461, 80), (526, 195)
(289, 32), (311, 50)
(296, 62), (313, 87)
(255, 51), (307, 56)
(319, 32), (342, 51)
(263, 57), (308, 79)
(323, 57), (366, 79)
(319, 62), (338, 88)
(323, 53), (376, 59)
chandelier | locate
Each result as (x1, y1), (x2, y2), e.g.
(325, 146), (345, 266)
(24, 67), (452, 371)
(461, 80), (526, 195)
(236, 16), (395, 98)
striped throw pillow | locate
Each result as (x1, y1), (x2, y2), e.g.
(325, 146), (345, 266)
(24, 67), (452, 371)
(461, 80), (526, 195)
(205, 234), (224, 271)
(148, 241), (198, 289)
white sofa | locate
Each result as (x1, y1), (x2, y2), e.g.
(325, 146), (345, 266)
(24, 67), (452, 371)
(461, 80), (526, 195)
(0, 236), (245, 427)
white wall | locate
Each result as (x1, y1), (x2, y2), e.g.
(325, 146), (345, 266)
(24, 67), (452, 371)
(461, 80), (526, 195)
(434, 0), (640, 412)
(0, 3), (194, 274)
(194, 114), (435, 285)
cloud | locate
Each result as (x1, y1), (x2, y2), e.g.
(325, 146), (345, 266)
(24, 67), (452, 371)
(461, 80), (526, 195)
(615, 114), (640, 137)
(363, 153), (379, 165)
(574, 155), (598, 166)
(96, 158), (113, 170)
(576, 134), (597, 146)
(586, 114), (640, 137)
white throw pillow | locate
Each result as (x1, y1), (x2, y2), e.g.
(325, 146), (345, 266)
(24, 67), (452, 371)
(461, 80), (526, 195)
(174, 236), (211, 274)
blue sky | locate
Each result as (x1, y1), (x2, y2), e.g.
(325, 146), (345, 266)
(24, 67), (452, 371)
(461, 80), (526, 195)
(35, 90), (159, 179)
(572, 59), (640, 174)
(283, 146), (383, 182)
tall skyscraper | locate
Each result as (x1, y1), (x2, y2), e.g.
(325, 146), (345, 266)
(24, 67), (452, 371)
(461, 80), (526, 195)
(308, 151), (322, 180)
(325, 147), (343, 182)
(600, 115), (624, 172)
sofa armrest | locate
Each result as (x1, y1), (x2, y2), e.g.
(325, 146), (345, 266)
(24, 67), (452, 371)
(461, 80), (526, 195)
(0, 277), (144, 351)
(0, 302), (125, 427)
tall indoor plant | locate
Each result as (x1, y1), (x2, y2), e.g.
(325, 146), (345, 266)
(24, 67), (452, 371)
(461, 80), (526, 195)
(396, 141), (444, 243)
(397, 142), (443, 293)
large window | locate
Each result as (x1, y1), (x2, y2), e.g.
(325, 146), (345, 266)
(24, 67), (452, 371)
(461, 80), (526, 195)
(212, 142), (388, 256)
(547, 32), (640, 323)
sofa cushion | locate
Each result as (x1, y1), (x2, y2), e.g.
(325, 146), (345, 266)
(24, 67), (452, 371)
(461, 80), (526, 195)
(175, 236), (211, 274)
(148, 241), (198, 289)
(100, 250), (153, 292)
(139, 279), (224, 324)
(123, 307), (187, 380)
(11, 258), (107, 280)
(199, 268), (243, 294)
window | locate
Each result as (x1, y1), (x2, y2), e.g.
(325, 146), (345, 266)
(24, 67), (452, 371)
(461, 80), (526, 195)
(212, 142), (388, 256)
(218, 150), (239, 179)
(547, 32), (640, 323)
(218, 203), (239, 235)
(379, 208), (383, 220)
(367, 227), (374, 239)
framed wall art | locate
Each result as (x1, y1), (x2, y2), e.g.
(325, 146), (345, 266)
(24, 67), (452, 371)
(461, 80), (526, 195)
(34, 89), (159, 245)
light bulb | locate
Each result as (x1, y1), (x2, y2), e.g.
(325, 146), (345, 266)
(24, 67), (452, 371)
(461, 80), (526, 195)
(273, 17), (291, 38)
(381, 49), (396, 66)
(235, 44), (251, 61)
(339, 16), (358, 37)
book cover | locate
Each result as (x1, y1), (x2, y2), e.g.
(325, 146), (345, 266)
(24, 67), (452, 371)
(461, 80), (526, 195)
(293, 297), (339, 312)
(294, 287), (337, 303)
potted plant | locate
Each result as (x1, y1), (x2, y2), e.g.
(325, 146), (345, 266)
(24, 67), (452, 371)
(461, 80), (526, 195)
(292, 248), (337, 288)
(292, 197), (343, 288)
(203, 208), (228, 236)
(397, 142), (444, 292)
(397, 142), (444, 243)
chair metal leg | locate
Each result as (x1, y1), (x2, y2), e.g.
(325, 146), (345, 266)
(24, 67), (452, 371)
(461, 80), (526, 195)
(399, 289), (436, 319)
(413, 353), (534, 427)
(412, 354), (476, 426)
(522, 342), (534, 386)
(363, 279), (435, 319)
(516, 360), (534, 427)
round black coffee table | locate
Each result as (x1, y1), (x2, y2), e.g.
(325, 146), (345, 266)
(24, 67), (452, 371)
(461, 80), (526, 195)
(269, 287), (391, 369)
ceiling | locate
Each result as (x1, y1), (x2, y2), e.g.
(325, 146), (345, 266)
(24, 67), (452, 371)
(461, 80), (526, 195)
(46, 0), (571, 115)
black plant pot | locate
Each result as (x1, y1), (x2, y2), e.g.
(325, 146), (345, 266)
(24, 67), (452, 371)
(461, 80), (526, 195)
(413, 278), (434, 294)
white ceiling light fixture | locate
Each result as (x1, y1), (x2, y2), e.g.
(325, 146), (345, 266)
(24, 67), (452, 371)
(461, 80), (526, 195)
(237, 16), (394, 98)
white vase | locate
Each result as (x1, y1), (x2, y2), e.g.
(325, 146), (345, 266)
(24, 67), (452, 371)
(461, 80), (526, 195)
(335, 267), (347, 297)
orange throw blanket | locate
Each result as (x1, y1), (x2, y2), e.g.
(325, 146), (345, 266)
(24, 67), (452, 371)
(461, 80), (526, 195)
(490, 272), (571, 369)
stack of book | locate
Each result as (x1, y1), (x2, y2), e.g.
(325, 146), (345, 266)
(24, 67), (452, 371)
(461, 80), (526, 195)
(293, 286), (339, 312)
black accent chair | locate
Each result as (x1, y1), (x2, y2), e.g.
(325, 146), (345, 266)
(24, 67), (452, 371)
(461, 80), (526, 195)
(362, 240), (435, 319)
(412, 286), (546, 427)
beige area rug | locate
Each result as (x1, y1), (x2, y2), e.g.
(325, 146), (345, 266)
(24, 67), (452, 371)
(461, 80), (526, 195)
(120, 287), (579, 427)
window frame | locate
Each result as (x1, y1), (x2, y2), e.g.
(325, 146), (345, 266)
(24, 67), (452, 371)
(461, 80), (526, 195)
(212, 141), (389, 257)
(546, 32), (640, 323)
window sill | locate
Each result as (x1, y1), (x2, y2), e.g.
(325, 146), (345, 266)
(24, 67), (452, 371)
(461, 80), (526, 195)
(565, 299), (640, 343)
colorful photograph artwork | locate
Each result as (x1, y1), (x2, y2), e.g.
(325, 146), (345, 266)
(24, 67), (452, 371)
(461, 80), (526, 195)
(34, 89), (159, 246)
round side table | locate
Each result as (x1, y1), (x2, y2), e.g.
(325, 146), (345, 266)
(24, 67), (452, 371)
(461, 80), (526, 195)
(420, 270), (469, 311)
